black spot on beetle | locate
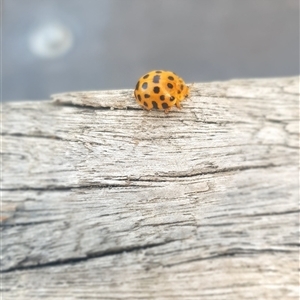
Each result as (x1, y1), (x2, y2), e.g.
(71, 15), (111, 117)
(135, 81), (139, 90)
(160, 95), (165, 101)
(162, 103), (169, 109)
(152, 101), (158, 109)
(153, 86), (160, 94)
(143, 74), (150, 79)
(170, 96), (175, 101)
(167, 83), (173, 89)
(168, 76), (174, 81)
(155, 70), (162, 73)
(142, 82), (148, 90)
(177, 90), (181, 94)
(143, 101), (148, 107)
(137, 94), (141, 101)
(180, 84), (184, 90)
(144, 94), (150, 98)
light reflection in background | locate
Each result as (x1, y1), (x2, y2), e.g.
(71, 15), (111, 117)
(3, 0), (299, 101)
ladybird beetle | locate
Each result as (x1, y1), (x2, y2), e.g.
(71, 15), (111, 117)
(134, 70), (190, 113)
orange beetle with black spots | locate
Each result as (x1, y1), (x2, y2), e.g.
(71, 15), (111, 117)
(134, 70), (190, 113)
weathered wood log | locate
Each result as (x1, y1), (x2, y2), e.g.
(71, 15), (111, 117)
(2, 77), (299, 299)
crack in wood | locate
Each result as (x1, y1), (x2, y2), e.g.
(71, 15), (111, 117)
(164, 248), (297, 268)
(1, 132), (66, 141)
(54, 101), (140, 111)
(1, 219), (61, 227)
(1, 163), (292, 192)
(243, 209), (300, 218)
(1, 241), (174, 273)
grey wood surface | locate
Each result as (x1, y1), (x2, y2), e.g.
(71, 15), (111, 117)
(2, 77), (299, 299)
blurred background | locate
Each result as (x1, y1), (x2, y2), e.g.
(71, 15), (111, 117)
(3, 0), (299, 102)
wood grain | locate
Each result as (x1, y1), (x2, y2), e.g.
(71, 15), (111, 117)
(2, 77), (299, 299)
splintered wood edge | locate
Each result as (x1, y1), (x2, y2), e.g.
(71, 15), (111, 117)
(50, 81), (223, 109)
(50, 77), (300, 109)
(51, 89), (136, 109)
